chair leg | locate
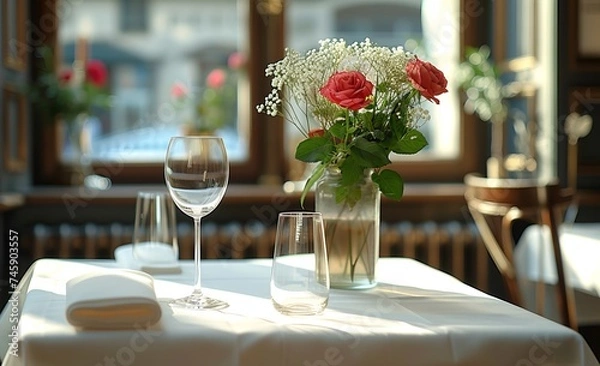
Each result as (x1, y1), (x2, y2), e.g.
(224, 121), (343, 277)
(469, 205), (521, 306)
(501, 208), (524, 307)
(540, 205), (578, 330)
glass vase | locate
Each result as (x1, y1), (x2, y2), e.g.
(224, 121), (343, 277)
(315, 168), (380, 289)
(66, 113), (94, 186)
(66, 114), (111, 190)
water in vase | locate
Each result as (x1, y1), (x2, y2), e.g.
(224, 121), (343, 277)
(323, 218), (378, 289)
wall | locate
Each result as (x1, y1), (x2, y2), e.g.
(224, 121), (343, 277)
(558, 0), (600, 193)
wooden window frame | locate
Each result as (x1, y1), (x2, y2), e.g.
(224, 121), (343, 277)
(493, 0), (538, 73)
(2, 0), (27, 71)
(2, 84), (28, 172)
(567, 87), (600, 185)
(32, 0), (486, 186)
(568, 0), (600, 71)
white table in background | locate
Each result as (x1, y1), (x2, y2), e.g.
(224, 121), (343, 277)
(1, 257), (598, 366)
(515, 223), (600, 326)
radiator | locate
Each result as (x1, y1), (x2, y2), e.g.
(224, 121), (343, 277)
(31, 220), (488, 291)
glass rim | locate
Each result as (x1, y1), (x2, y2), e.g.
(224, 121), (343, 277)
(169, 135), (224, 140)
(278, 211), (323, 218)
(137, 191), (169, 197)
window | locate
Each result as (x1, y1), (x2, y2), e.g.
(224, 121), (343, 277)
(56, 0), (247, 162)
(33, 0), (484, 186)
(284, 0), (472, 183)
(120, 0), (148, 32)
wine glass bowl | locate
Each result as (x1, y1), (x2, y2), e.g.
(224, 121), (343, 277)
(164, 136), (229, 310)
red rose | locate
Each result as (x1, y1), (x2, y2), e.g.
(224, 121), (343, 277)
(406, 58), (448, 104)
(171, 82), (188, 99)
(227, 52), (245, 70)
(206, 68), (227, 89)
(308, 128), (325, 138)
(58, 69), (73, 84)
(319, 71), (374, 111)
(85, 60), (108, 87)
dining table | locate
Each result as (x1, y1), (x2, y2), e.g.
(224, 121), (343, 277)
(1, 256), (598, 366)
(515, 222), (600, 326)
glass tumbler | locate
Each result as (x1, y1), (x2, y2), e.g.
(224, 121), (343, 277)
(132, 191), (179, 264)
(270, 212), (330, 315)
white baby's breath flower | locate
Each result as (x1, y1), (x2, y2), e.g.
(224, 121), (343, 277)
(260, 37), (446, 157)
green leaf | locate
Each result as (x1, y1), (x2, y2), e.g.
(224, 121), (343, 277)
(349, 137), (391, 167)
(359, 116), (373, 131)
(300, 163), (325, 208)
(371, 112), (387, 130)
(376, 81), (390, 93)
(340, 156), (363, 186)
(370, 130), (385, 141)
(335, 184), (361, 207)
(371, 169), (404, 200)
(392, 129), (428, 155)
(328, 122), (347, 139)
(295, 137), (333, 162)
(389, 102), (407, 139)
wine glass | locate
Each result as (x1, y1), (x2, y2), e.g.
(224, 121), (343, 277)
(164, 136), (229, 310)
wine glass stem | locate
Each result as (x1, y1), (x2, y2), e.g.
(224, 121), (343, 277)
(193, 217), (203, 294)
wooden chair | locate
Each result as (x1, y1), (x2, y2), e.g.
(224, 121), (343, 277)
(463, 173), (578, 330)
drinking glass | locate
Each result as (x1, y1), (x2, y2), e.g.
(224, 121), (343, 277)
(270, 212), (330, 315)
(164, 136), (229, 310)
(132, 191), (179, 265)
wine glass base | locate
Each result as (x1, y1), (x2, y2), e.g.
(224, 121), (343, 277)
(169, 294), (229, 310)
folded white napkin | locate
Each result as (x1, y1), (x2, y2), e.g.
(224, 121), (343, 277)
(66, 269), (162, 329)
(114, 244), (182, 275)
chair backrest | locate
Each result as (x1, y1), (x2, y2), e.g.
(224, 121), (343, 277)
(464, 173), (578, 330)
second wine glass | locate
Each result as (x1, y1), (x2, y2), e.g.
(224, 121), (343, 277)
(164, 136), (229, 310)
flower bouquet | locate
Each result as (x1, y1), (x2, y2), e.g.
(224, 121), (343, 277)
(258, 38), (448, 289)
(30, 46), (111, 186)
(30, 47), (110, 124)
(172, 52), (245, 134)
(257, 38), (448, 206)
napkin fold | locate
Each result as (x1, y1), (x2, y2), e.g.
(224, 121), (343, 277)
(66, 269), (162, 329)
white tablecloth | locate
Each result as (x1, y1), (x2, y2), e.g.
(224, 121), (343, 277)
(1, 257), (598, 366)
(515, 223), (600, 325)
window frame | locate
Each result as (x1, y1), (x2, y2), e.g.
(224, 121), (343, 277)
(32, 0), (486, 186)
